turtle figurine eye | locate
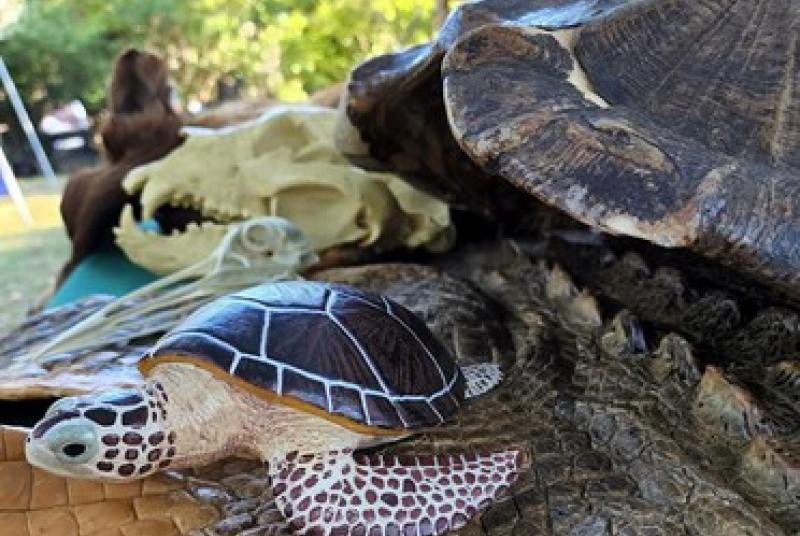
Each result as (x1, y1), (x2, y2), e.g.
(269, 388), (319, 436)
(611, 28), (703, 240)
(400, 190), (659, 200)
(50, 425), (97, 464)
(26, 409), (102, 478)
(61, 442), (88, 458)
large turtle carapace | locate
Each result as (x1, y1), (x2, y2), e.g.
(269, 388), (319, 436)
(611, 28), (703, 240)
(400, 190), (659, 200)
(26, 281), (521, 536)
(342, 0), (800, 300)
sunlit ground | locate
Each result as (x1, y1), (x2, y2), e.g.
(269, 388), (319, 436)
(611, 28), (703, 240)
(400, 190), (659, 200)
(0, 178), (69, 334)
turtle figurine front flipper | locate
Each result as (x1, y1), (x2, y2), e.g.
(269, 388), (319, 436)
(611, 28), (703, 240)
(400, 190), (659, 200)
(270, 448), (522, 535)
(26, 281), (523, 535)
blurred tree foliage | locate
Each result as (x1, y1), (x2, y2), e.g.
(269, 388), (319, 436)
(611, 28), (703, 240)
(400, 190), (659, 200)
(0, 0), (438, 113)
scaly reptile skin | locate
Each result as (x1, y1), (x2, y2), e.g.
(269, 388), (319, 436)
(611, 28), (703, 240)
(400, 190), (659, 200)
(425, 241), (799, 535)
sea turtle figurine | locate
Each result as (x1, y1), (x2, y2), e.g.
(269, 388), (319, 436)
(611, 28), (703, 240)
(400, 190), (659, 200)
(25, 281), (523, 535)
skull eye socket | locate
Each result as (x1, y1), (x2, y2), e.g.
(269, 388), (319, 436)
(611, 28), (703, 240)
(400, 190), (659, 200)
(241, 220), (278, 253)
(62, 443), (87, 458)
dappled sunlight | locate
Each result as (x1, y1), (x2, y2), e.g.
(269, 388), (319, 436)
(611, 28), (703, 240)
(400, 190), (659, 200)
(0, 194), (64, 237)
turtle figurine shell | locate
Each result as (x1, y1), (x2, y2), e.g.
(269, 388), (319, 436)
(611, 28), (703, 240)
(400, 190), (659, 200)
(26, 281), (524, 536)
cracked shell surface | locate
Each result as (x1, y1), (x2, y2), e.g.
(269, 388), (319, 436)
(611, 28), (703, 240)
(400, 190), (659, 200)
(344, 0), (800, 300)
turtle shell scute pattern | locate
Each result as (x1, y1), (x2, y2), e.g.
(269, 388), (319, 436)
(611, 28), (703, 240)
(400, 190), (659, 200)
(144, 282), (466, 429)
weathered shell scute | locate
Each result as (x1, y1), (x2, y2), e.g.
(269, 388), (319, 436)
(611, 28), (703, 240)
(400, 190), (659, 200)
(236, 281), (331, 309)
(443, 26), (720, 221)
(145, 281), (465, 429)
(575, 0), (800, 167)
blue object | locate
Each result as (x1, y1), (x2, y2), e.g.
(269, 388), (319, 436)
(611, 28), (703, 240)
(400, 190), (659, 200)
(47, 219), (163, 308)
(47, 246), (160, 308)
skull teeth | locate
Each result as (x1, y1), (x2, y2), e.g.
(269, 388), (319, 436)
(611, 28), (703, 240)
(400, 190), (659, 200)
(142, 186), (248, 225)
(115, 203), (232, 274)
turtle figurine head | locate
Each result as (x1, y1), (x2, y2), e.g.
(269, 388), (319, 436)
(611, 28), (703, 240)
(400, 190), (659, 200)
(26, 386), (173, 481)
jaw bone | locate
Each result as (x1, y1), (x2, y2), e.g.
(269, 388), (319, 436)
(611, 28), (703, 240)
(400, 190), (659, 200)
(115, 205), (231, 275)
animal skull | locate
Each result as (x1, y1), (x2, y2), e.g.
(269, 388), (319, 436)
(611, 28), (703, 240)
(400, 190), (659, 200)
(115, 105), (454, 274)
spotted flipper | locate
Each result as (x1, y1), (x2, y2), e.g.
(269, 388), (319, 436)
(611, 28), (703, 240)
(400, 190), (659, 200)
(269, 448), (524, 535)
(462, 363), (503, 399)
